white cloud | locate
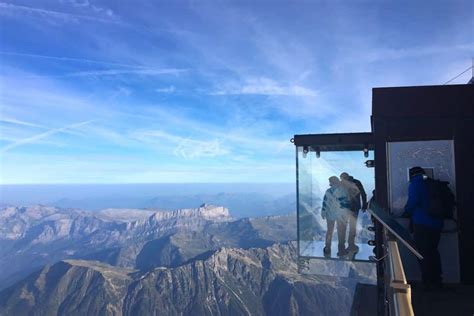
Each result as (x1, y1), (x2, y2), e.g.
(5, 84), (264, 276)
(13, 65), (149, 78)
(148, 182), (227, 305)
(65, 0), (116, 18)
(363, 43), (474, 63)
(0, 116), (47, 129)
(0, 2), (119, 24)
(79, 125), (132, 147)
(66, 0), (90, 8)
(63, 68), (188, 77)
(173, 138), (229, 159)
(0, 72), (104, 113)
(109, 86), (132, 98)
(0, 51), (141, 68)
(211, 77), (317, 97)
(130, 130), (229, 159)
(155, 86), (176, 93)
(1, 120), (95, 153)
(126, 107), (293, 156)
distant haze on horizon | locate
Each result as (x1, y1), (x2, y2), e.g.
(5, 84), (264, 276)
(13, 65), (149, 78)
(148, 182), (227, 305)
(0, 183), (295, 211)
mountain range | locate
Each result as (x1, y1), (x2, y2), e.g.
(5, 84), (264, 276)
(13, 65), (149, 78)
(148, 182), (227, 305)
(0, 204), (375, 315)
(0, 204), (295, 291)
(0, 243), (365, 315)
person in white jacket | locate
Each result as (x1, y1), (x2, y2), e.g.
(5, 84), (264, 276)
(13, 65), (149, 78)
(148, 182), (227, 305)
(321, 176), (351, 257)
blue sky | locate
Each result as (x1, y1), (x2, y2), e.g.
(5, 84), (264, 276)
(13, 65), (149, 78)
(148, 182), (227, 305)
(0, 0), (473, 184)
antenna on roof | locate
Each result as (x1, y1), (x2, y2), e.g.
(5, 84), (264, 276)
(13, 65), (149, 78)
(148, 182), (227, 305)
(470, 58), (474, 84)
(472, 57), (473, 76)
(444, 63), (474, 85)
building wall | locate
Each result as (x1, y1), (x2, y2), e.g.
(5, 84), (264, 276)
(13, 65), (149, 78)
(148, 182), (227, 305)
(372, 84), (474, 283)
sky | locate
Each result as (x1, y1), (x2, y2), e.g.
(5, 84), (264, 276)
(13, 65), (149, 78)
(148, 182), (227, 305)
(0, 0), (473, 184)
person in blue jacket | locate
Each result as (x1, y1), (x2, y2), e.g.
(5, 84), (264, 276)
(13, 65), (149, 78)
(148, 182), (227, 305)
(403, 166), (443, 289)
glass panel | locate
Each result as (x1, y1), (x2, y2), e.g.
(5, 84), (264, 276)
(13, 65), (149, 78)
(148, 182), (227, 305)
(297, 148), (375, 262)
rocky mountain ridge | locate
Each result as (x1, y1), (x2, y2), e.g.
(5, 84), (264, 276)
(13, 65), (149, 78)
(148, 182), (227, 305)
(0, 243), (356, 316)
(0, 204), (295, 290)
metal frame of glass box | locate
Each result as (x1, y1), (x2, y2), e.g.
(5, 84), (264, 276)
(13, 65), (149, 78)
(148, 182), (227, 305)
(293, 132), (376, 263)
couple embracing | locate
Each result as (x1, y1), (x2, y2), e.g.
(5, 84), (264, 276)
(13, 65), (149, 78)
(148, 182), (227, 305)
(321, 173), (367, 257)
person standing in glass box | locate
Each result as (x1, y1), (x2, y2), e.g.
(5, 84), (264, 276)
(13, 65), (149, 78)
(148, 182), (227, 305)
(340, 172), (368, 254)
(321, 176), (351, 257)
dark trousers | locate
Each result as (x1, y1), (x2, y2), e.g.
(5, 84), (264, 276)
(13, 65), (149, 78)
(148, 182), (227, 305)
(413, 224), (442, 285)
(326, 219), (347, 251)
(348, 210), (359, 246)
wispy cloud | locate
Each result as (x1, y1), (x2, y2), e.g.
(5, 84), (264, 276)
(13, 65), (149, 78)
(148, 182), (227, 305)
(60, 68), (188, 78)
(211, 77), (317, 97)
(156, 86), (176, 93)
(79, 125), (135, 147)
(0, 2), (120, 24)
(363, 43), (474, 63)
(130, 130), (230, 159)
(125, 106), (293, 154)
(1, 120), (95, 153)
(0, 116), (47, 129)
(64, 0), (115, 18)
(0, 51), (141, 68)
(174, 138), (229, 159)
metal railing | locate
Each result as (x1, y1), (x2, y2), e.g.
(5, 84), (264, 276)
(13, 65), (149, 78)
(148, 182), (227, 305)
(385, 236), (414, 316)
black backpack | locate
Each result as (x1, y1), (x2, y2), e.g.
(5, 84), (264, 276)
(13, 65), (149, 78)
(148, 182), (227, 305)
(425, 178), (456, 219)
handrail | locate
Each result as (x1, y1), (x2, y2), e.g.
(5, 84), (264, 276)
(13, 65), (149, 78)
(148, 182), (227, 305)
(386, 237), (414, 316)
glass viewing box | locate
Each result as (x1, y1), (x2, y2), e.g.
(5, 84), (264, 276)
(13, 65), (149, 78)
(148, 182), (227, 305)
(295, 135), (376, 264)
